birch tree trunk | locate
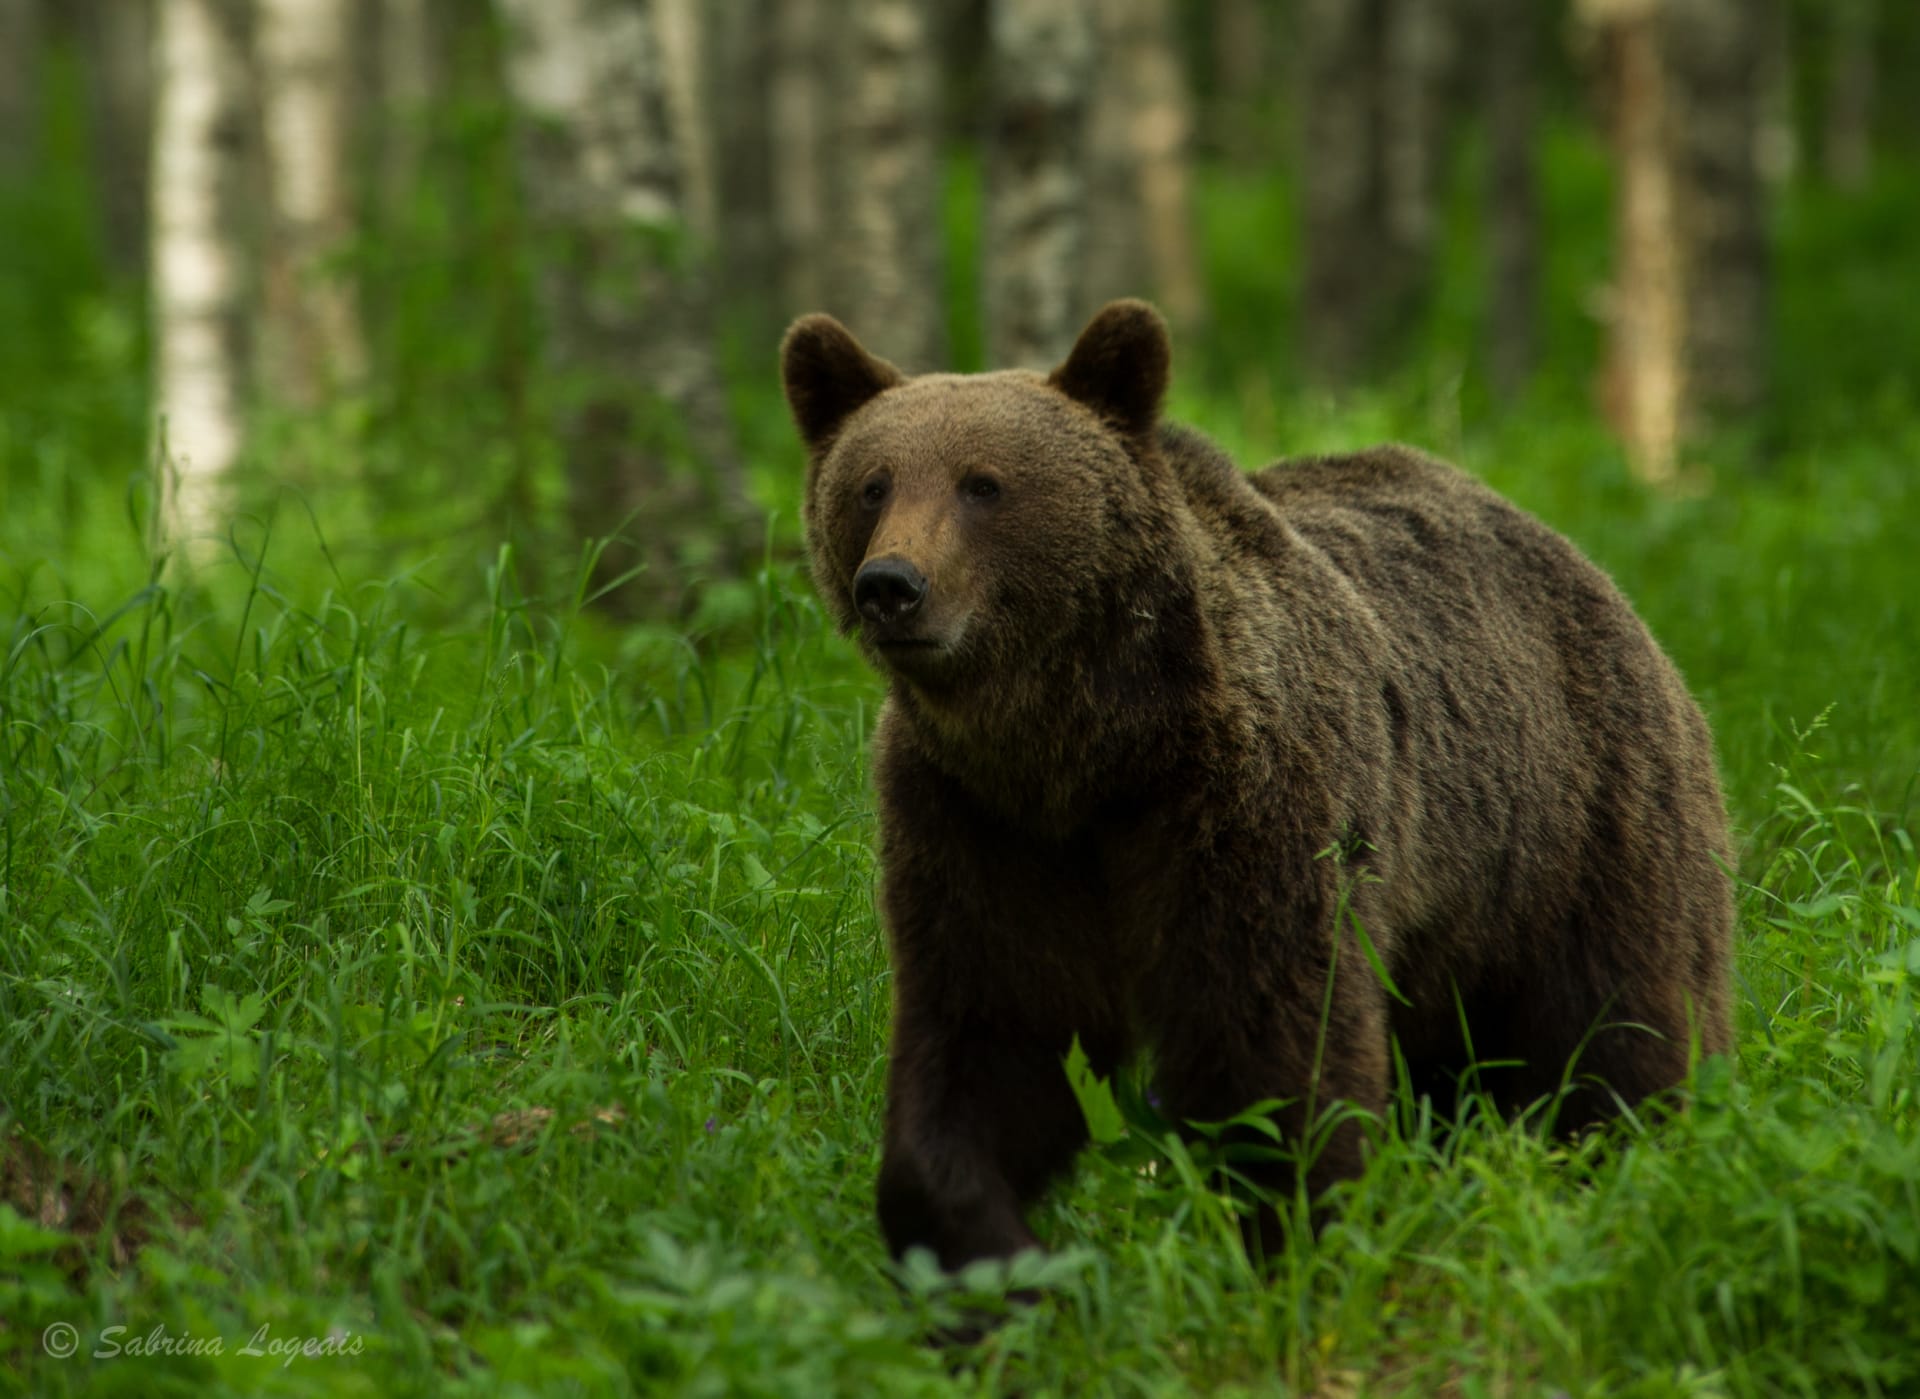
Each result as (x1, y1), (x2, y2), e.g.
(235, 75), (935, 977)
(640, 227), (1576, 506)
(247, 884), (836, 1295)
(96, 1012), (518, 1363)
(257, 0), (363, 408)
(828, 0), (946, 370)
(654, 0), (715, 244)
(1084, 0), (1203, 330)
(497, 0), (753, 617)
(1823, 0), (1876, 189)
(984, 0), (1095, 368)
(1584, 0), (1684, 484)
(151, 0), (254, 553)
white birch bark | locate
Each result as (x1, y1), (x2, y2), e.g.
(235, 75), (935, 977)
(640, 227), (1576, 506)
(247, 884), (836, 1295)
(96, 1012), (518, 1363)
(985, 0), (1095, 368)
(828, 0), (946, 369)
(1085, 0), (1202, 329)
(257, 0), (364, 406)
(151, 0), (252, 552)
(497, 0), (751, 614)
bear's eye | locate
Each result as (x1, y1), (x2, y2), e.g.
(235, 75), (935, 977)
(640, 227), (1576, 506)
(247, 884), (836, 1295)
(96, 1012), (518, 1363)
(960, 475), (1001, 503)
(860, 477), (888, 508)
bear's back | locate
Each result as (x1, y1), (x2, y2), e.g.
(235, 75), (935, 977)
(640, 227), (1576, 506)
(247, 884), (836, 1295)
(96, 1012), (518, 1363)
(1243, 442), (1628, 651)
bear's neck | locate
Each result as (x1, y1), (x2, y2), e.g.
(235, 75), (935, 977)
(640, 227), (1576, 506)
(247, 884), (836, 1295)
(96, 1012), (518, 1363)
(893, 556), (1213, 838)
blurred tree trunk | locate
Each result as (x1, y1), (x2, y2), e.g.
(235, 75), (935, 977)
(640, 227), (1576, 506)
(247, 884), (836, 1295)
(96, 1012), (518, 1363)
(151, 0), (254, 554)
(1084, 0), (1203, 330)
(257, 0), (364, 408)
(75, 0), (154, 279)
(827, 0), (946, 369)
(1481, 0), (1539, 395)
(1300, 0), (1384, 380)
(1822, 0), (1876, 189)
(768, 0), (829, 318)
(0, 0), (39, 174)
(497, 0), (753, 617)
(1666, 0), (1768, 421)
(1300, 0), (1453, 383)
(1586, 0), (1685, 484)
(1583, 0), (1768, 480)
(984, 0), (1094, 367)
(1757, 0), (1795, 185)
(1207, 0), (1269, 166)
(706, 0), (779, 337)
(372, 0), (436, 212)
(1381, 0), (1449, 274)
(655, 0), (715, 243)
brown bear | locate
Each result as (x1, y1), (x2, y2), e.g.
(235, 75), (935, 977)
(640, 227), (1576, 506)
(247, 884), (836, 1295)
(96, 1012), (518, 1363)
(780, 299), (1734, 1271)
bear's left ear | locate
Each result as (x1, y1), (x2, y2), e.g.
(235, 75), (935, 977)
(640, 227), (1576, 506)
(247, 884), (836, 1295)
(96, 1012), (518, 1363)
(1049, 299), (1171, 438)
(780, 314), (905, 452)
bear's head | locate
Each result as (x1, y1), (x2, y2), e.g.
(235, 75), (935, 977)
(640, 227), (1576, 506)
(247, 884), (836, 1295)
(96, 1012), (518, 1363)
(780, 300), (1175, 703)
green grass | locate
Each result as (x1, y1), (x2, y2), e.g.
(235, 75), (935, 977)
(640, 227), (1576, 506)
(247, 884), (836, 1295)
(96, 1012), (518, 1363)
(4, 397), (1917, 1395)
(3, 72), (1919, 1395)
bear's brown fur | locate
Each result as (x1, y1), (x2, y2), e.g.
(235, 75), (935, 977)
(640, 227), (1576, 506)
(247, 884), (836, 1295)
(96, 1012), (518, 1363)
(780, 300), (1734, 1271)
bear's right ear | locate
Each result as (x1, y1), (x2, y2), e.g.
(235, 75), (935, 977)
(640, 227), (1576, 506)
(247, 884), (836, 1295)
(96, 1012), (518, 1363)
(780, 314), (904, 451)
(1049, 299), (1171, 438)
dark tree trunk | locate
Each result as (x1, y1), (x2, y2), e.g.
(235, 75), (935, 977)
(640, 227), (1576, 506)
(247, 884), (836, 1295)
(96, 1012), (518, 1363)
(77, 0), (154, 279)
(706, 0), (780, 338)
(1207, 0), (1269, 166)
(1299, 0), (1386, 380)
(1481, 0), (1539, 395)
(0, 0), (41, 175)
(768, 0), (829, 319)
(1666, 0), (1769, 420)
(1823, 0), (1876, 189)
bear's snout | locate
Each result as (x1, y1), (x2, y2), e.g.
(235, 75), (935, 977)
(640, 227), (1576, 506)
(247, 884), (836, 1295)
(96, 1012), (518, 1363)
(853, 557), (929, 628)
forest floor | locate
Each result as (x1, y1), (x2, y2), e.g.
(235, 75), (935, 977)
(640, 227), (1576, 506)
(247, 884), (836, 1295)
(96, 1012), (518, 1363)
(4, 152), (1920, 1396)
(5, 373), (1918, 1397)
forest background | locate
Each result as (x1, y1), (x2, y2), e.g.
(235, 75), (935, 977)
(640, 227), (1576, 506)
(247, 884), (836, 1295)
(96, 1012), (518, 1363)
(1, 1), (1917, 1394)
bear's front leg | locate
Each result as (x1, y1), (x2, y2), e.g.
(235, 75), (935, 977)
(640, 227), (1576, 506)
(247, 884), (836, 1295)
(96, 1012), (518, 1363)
(876, 999), (1121, 1271)
(1143, 892), (1392, 1259)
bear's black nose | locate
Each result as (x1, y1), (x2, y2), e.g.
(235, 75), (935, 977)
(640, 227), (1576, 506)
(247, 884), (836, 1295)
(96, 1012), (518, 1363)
(853, 558), (928, 625)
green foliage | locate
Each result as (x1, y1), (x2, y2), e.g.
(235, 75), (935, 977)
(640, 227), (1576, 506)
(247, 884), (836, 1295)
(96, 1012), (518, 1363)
(3, 45), (1918, 1399)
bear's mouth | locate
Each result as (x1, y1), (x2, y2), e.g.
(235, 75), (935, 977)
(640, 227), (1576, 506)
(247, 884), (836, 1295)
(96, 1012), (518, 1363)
(870, 636), (954, 678)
